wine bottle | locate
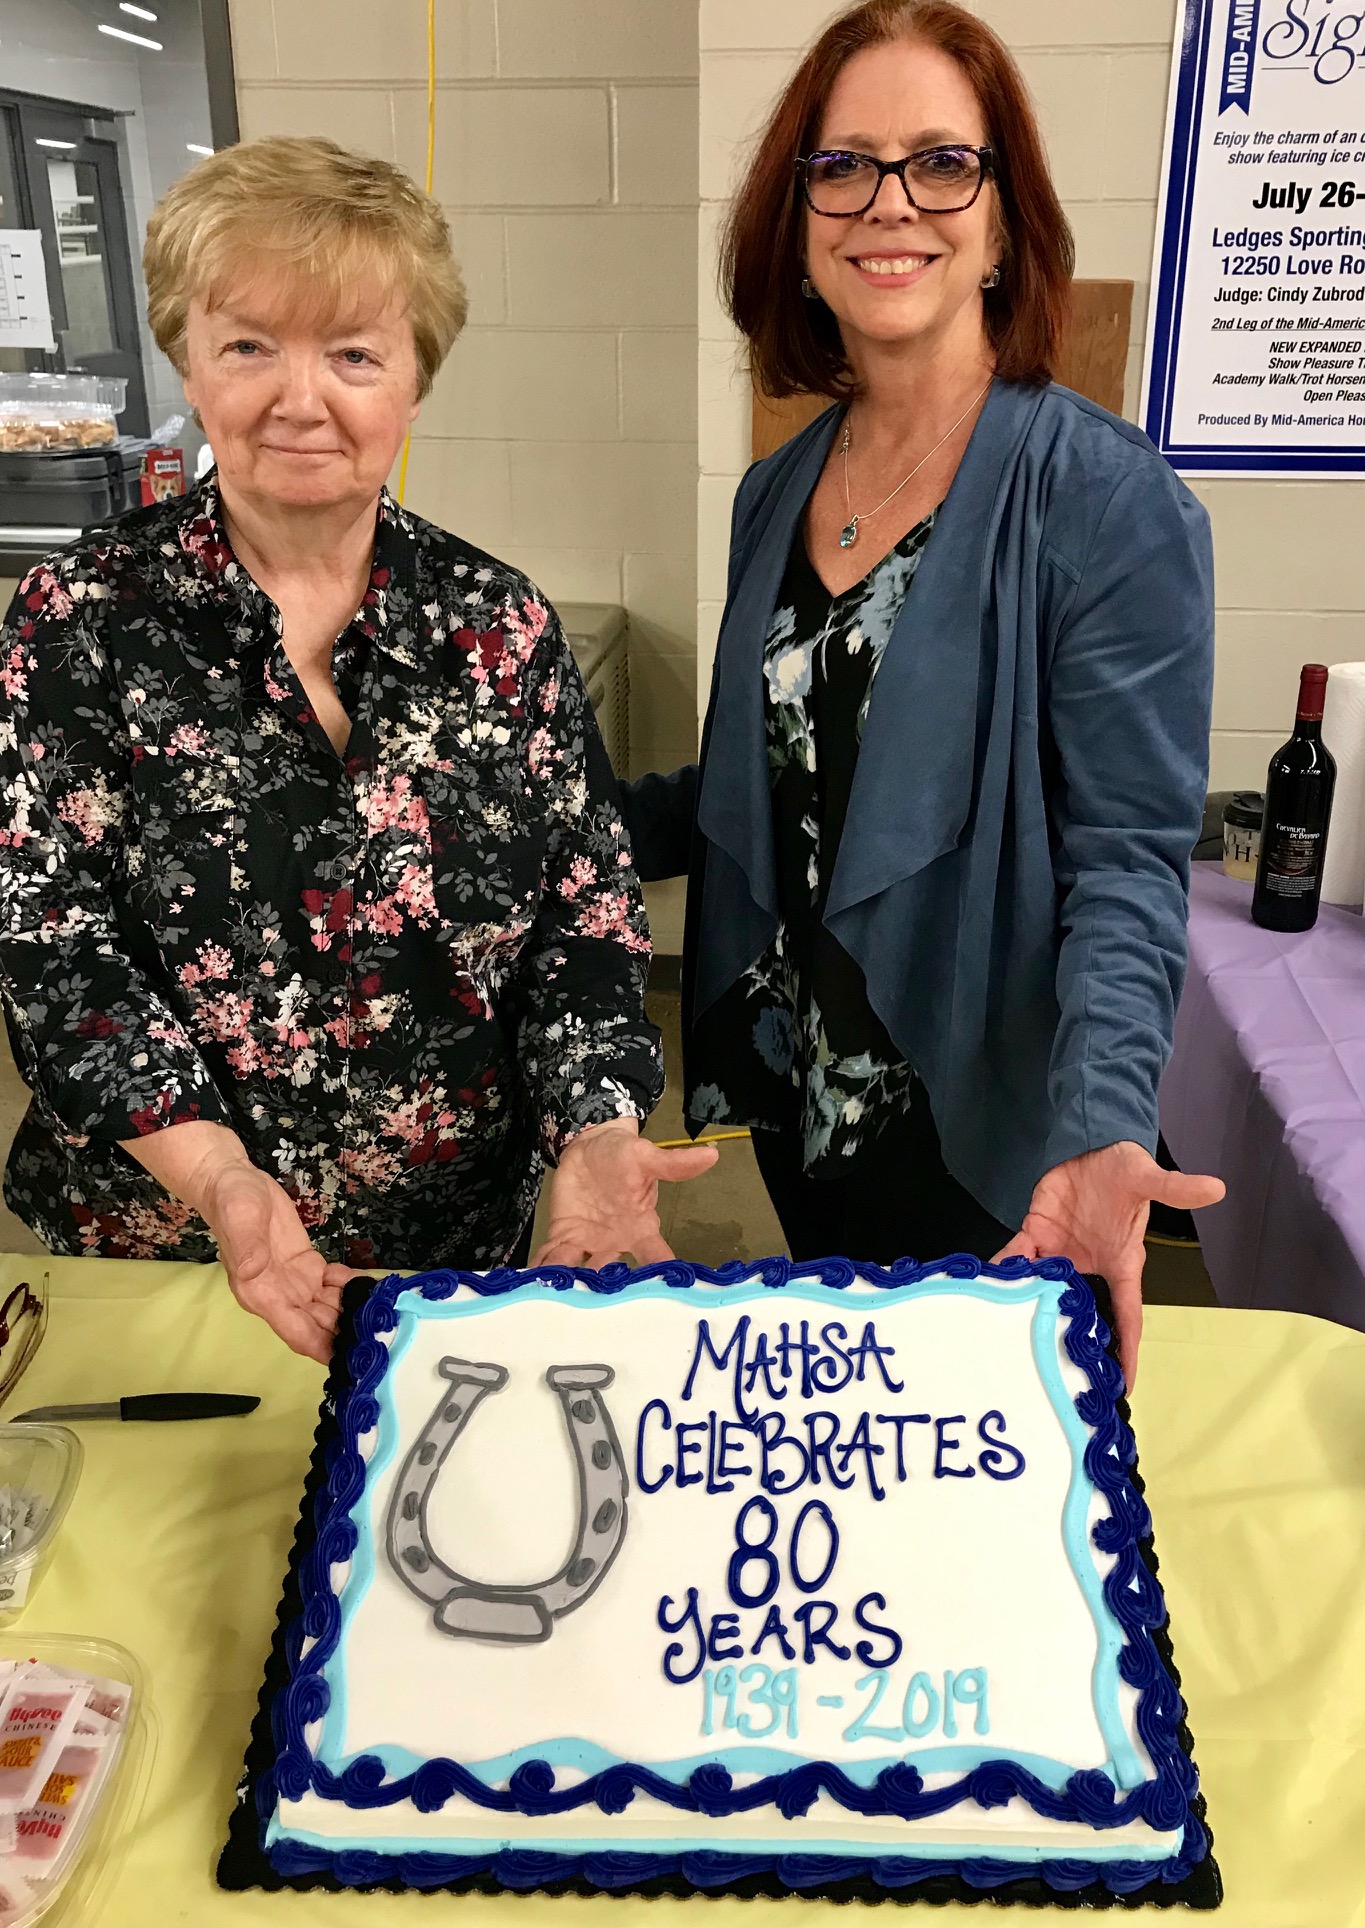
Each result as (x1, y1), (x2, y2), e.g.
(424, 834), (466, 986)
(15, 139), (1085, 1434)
(1252, 663), (1337, 932)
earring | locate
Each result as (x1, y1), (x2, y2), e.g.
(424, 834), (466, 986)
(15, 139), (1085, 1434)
(801, 276), (820, 300)
(981, 263), (1002, 291)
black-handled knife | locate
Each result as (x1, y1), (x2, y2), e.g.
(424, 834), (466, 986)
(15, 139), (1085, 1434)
(12, 1393), (261, 1422)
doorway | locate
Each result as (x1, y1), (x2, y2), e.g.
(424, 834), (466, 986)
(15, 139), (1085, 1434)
(0, 89), (150, 434)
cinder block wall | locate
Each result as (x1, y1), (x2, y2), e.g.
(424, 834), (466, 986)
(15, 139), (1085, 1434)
(228, 0), (700, 783)
(698, 0), (1365, 789)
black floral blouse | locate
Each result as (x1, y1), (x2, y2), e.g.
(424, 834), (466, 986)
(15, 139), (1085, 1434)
(0, 479), (662, 1267)
(690, 514), (936, 1170)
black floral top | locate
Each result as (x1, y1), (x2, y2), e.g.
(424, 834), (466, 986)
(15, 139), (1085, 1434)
(689, 514), (936, 1170)
(0, 479), (662, 1267)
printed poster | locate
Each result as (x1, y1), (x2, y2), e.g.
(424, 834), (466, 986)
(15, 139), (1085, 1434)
(1143, 0), (1365, 475)
(0, 232), (56, 352)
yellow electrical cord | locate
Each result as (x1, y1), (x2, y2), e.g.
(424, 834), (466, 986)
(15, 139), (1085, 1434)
(653, 1130), (752, 1150)
(387, 0), (743, 1161)
(395, 0), (436, 506)
(651, 1133), (1206, 1275)
(378, 8), (1204, 1267)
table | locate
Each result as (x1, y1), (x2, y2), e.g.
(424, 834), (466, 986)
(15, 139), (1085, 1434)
(1161, 863), (1365, 1329)
(3, 1252), (1363, 1925)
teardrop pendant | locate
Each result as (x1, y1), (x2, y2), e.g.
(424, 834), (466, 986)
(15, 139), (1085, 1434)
(839, 518), (859, 549)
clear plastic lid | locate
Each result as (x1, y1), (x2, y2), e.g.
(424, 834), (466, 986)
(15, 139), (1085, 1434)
(0, 1432), (81, 1630)
(0, 1633), (153, 1928)
(0, 376), (128, 415)
(0, 377), (127, 452)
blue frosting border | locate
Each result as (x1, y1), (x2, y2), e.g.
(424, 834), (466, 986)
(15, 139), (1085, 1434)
(258, 1254), (1211, 1898)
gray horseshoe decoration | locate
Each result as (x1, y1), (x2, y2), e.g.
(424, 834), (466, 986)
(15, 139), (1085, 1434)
(386, 1356), (629, 1643)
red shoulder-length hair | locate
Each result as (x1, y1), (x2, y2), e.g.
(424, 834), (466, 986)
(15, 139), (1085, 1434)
(722, 0), (1075, 397)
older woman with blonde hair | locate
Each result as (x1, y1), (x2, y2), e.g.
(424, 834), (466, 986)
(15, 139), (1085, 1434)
(0, 136), (712, 1359)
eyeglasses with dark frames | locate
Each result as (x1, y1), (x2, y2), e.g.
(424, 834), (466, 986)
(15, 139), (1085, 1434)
(797, 144), (995, 217)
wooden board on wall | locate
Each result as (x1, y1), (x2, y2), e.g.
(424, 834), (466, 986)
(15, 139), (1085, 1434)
(1053, 279), (1134, 418)
(751, 278), (1135, 461)
(752, 386), (831, 463)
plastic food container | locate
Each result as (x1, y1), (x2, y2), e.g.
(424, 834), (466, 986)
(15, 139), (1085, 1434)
(0, 376), (127, 453)
(1222, 790), (1265, 882)
(0, 1633), (152, 1928)
(0, 1432), (81, 1630)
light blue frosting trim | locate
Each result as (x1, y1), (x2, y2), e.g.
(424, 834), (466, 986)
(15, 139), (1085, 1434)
(1032, 1291), (1145, 1790)
(266, 1816), (1183, 1865)
(318, 1303), (420, 1764)
(315, 1273), (1143, 1803)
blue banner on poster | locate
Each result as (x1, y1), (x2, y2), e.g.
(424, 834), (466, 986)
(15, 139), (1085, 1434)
(1141, 0), (1365, 477)
(1219, 0), (1260, 114)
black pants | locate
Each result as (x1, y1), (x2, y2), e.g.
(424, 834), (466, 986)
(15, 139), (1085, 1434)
(750, 1085), (1012, 1268)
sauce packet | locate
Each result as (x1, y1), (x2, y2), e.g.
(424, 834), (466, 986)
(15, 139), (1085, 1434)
(13, 1740), (109, 1880)
(0, 1867), (34, 1926)
(77, 1679), (126, 1726)
(72, 1702), (116, 1740)
(28, 1666), (127, 1728)
(0, 1682), (83, 1813)
(0, 1491), (49, 1614)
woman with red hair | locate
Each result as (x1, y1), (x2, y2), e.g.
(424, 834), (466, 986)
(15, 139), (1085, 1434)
(625, 0), (1222, 1385)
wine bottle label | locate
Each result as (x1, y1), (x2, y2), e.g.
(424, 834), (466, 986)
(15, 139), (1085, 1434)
(1262, 822), (1322, 895)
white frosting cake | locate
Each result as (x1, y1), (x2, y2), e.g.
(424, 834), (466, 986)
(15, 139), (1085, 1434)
(222, 1257), (1219, 1907)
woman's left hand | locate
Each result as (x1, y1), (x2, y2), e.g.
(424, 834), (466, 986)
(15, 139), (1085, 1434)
(535, 1118), (719, 1268)
(992, 1141), (1225, 1392)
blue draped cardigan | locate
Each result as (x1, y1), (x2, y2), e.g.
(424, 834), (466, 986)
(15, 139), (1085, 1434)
(622, 379), (1214, 1229)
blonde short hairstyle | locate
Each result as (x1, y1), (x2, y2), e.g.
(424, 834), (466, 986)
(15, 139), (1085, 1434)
(143, 136), (467, 400)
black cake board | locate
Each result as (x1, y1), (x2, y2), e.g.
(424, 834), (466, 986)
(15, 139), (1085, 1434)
(218, 1272), (1222, 1908)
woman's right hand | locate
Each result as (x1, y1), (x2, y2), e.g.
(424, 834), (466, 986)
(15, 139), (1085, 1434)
(119, 1119), (344, 1361)
(198, 1161), (343, 1363)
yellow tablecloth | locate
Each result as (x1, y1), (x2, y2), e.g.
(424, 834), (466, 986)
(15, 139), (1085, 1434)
(1, 1254), (1361, 1925)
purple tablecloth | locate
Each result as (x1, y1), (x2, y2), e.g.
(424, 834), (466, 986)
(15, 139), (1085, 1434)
(1160, 864), (1365, 1328)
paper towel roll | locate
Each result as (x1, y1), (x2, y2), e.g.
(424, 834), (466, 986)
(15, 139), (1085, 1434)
(1320, 661), (1365, 910)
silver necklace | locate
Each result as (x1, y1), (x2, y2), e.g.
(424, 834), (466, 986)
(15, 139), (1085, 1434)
(839, 377), (993, 549)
